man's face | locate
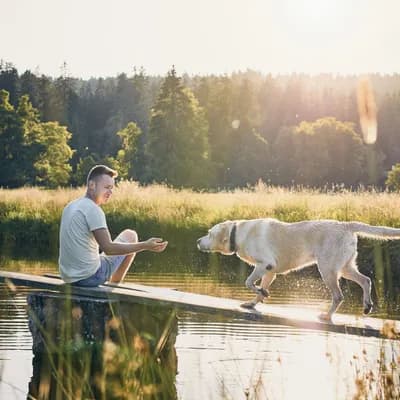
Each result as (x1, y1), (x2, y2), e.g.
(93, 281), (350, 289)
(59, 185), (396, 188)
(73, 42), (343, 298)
(92, 174), (115, 205)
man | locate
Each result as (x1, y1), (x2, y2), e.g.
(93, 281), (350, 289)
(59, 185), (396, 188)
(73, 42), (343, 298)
(59, 165), (168, 286)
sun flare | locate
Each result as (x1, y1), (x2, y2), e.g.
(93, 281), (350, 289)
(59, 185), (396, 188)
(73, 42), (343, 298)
(284, 0), (343, 31)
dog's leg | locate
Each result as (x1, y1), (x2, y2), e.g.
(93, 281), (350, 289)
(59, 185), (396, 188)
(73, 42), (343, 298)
(241, 266), (275, 309)
(342, 262), (373, 314)
(318, 269), (344, 322)
(258, 271), (276, 302)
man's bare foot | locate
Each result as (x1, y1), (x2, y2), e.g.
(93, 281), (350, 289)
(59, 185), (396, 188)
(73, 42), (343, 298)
(318, 312), (332, 323)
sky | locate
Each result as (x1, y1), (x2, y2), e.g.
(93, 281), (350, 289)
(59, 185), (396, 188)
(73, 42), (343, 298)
(2, 0), (400, 79)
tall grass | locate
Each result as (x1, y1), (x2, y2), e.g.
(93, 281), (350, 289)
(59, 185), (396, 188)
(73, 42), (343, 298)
(1, 182), (400, 255)
(2, 181), (400, 225)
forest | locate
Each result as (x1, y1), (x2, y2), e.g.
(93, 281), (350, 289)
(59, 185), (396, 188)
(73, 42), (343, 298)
(1, 60), (400, 189)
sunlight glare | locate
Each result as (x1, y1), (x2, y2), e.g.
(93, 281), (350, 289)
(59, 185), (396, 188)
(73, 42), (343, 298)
(357, 77), (377, 144)
(231, 120), (240, 130)
(285, 0), (341, 27)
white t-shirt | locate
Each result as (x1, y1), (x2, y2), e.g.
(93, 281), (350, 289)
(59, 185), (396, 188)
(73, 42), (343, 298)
(59, 196), (107, 283)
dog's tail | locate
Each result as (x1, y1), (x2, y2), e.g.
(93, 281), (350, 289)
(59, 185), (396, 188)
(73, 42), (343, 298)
(347, 222), (400, 240)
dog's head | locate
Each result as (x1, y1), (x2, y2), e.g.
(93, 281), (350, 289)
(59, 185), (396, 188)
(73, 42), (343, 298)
(197, 220), (235, 255)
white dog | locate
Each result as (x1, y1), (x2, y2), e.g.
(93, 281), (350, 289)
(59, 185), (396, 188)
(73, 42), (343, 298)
(197, 218), (400, 321)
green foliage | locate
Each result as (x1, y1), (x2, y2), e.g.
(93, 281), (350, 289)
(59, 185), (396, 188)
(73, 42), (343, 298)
(116, 121), (142, 180)
(196, 77), (233, 186)
(146, 67), (211, 188)
(3, 63), (400, 189)
(73, 154), (120, 186)
(0, 90), (73, 187)
(378, 93), (400, 171)
(226, 79), (271, 187)
(274, 117), (366, 187)
(0, 91), (34, 187)
(0, 61), (19, 105)
(385, 163), (400, 191)
(31, 122), (74, 187)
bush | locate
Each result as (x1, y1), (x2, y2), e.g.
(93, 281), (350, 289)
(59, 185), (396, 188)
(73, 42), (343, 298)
(385, 163), (400, 191)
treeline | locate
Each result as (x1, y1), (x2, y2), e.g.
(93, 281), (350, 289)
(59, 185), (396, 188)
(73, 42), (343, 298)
(1, 60), (400, 189)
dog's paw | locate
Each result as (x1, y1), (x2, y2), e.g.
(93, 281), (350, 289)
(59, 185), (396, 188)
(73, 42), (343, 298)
(318, 312), (332, 323)
(240, 301), (256, 309)
(363, 303), (373, 315)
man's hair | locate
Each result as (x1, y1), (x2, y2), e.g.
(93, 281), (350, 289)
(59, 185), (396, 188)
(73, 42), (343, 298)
(86, 165), (118, 186)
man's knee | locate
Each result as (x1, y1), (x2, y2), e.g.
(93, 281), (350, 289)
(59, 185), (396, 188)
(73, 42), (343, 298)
(119, 229), (138, 243)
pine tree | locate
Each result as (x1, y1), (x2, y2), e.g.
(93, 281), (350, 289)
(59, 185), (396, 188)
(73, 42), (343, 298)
(0, 90), (27, 187)
(146, 67), (210, 188)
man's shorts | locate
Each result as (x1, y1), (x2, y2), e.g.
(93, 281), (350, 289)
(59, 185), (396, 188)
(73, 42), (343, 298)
(72, 254), (126, 287)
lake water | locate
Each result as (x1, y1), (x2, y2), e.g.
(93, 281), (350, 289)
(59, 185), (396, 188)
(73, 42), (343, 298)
(1, 242), (400, 399)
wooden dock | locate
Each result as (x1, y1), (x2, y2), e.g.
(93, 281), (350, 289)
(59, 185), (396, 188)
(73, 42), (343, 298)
(1, 270), (399, 340)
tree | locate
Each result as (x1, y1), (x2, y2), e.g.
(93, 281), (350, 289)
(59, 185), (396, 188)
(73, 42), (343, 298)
(274, 117), (366, 187)
(227, 126), (270, 187)
(116, 122), (142, 180)
(202, 77), (234, 186)
(86, 78), (116, 157)
(16, 94), (43, 184)
(0, 90), (28, 187)
(29, 122), (74, 187)
(385, 163), (400, 191)
(146, 67), (210, 188)
(19, 70), (41, 110)
(73, 154), (119, 186)
(226, 79), (270, 187)
(377, 93), (400, 171)
(16, 93), (74, 187)
(0, 90), (74, 187)
(258, 75), (283, 145)
(272, 126), (298, 185)
(0, 61), (19, 106)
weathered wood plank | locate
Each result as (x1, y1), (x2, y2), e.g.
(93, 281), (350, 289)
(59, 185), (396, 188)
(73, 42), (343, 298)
(1, 270), (399, 339)
(42, 272), (177, 293)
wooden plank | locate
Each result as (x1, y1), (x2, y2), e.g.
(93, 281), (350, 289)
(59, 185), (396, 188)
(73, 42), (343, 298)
(42, 273), (177, 293)
(0, 270), (399, 339)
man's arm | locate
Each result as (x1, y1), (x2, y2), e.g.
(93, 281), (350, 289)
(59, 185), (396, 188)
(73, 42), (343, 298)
(93, 228), (167, 255)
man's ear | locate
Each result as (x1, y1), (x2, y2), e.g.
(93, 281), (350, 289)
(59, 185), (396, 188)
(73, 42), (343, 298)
(88, 179), (96, 190)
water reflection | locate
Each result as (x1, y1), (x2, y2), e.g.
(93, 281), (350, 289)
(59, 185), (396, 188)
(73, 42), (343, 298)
(175, 313), (400, 400)
(27, 293), (177, 399)
(2, 241), (400, 399)
(0, 282), (400, 399)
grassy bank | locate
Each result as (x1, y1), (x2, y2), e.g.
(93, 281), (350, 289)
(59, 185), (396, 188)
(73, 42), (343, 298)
(1, 181), (400, 256)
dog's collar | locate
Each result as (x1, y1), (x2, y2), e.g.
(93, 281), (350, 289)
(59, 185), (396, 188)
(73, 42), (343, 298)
(229, 223), (237, 253)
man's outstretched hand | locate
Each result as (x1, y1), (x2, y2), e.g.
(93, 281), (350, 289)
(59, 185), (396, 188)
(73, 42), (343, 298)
(145, 238), (168, 252)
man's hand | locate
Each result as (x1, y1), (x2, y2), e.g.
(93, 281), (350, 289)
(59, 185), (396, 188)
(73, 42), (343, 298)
(144, 238), (168, 252)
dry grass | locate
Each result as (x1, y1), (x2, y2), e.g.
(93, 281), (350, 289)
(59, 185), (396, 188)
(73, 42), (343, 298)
(2, 182), (400, 228)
